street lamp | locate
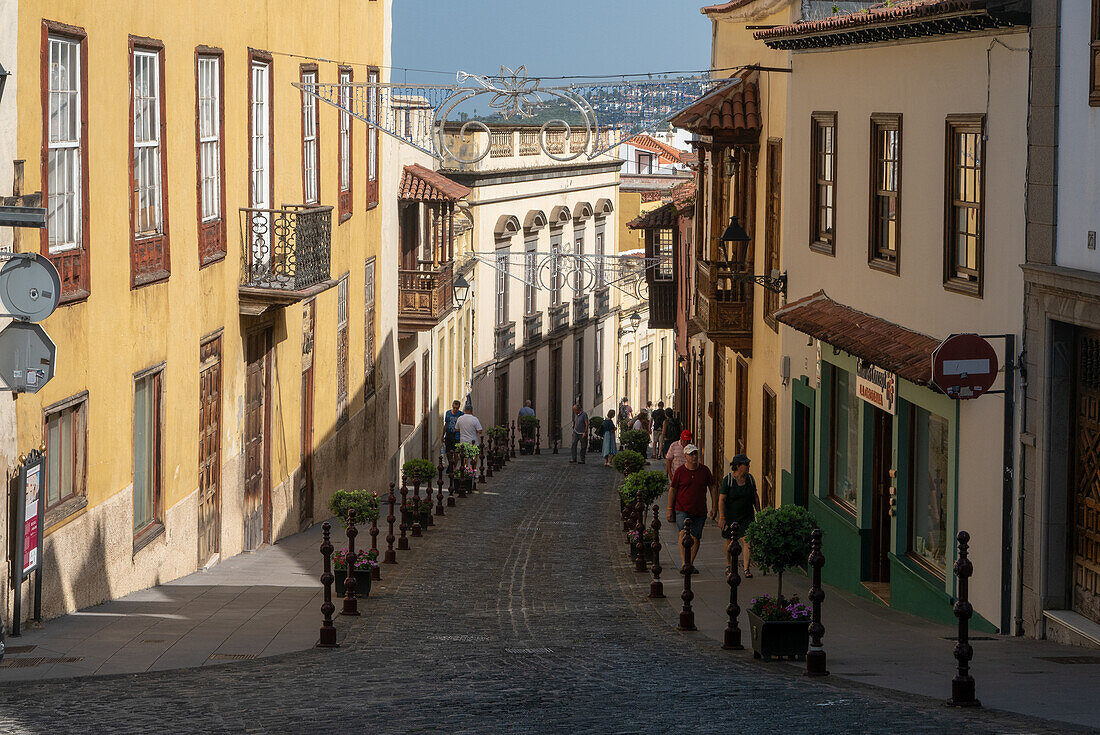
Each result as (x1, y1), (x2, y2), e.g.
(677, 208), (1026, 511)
(719, 215), (787, 297)
(452, 275), (470, 307)
(619, 311), (642, 338)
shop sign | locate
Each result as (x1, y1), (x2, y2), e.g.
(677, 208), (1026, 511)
(21, 461), (42, 576)
(856, 358), (897, 415)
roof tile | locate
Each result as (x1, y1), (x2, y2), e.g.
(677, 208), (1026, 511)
(399, 163), (471, 203)
(669, 75), (761, 136)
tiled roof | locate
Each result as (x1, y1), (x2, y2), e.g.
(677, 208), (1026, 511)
(669, 180), (696, 209)
(626, 134), (688, 165)
(399, 163), (471, 202)
(669, 75), (761, 136)
(627, 202), (679, 230)
(773, 290), (941, 386)
(700, 0), (757, 15)
(755, 1), (1029, 47)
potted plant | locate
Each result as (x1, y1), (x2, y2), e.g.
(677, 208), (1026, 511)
(334, 547), (378, 598)
(619, 429), (650, 457)
(612, 450), (646, 478)
(626, 526), (655, 560)
(518, 416), (539, 454)
(453, 442), (480, 492)
(328, 489), (381, 529)
(418, 498), (434, 528)
(618, 470), (668, 537)
(742, 505), (817, 662)
(402, 458), (437, 487)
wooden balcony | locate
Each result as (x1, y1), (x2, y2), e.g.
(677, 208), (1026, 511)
(495, 321), (516, 358)
(573, 295), (590, 325)
(648, 280), (676, 329)
(398, 261), (454, 333)
(692, 260), (753, 355)
(238, 205), (335, 316)
(549, 303), (569, 335)
(523, 312), (543, 344)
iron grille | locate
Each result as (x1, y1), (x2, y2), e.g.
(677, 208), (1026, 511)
(239, 205), (333, 291)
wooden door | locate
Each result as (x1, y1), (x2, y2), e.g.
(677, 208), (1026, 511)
(198, 336), (222, 564)
(870, 407), (893, 583)
(1072, 328), (1100, 624)
(639, 365), (649, 414)
(244, 329), (271, 550)
(712, 349), (725, 468)
(299, 301), (315, 527)
(550, 346), (562, 443)
(524, 357), (536, 413)
(793, 400), (813, 508)
(762, 386), (777, 509)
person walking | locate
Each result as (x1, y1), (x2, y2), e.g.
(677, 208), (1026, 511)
(601, 410), (618, 466)
(618, 397), (634, 423)
(665, 429), (692, 480)
(718, 454), (761, 578)
(442, 400), (464, 467)
(518, 400), (535, 419)
(666, 444), (717, 572)
(631, 410), (650, 459)
(570, 404), (590, 465)
(456, 405), (484, 446)
(650, 401), (666, 458)
(661, 408), (682, 457)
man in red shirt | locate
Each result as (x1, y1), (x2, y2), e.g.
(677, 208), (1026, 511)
(666, 444), (717, 572)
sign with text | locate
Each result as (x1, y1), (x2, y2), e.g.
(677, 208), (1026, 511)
(932, 333), (999, 399)
(856, 358), (897, 415)
(22, 462), (41, 576)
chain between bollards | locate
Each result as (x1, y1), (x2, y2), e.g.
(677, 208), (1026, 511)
(340, 509), (360, 617)
(722, 522), (743, 650)
(948, 530), (980, 707)
(398, 475), (410, 551)
(648, 504), (664, 599)
(317, 522), (338, 648)
(805, 527), (828, 676)
(384, 482), (397, 564)
(677, 528), (697, 631)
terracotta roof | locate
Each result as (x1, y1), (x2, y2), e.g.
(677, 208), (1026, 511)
(399, 163), (471, 202)
(627, 202), (679, 230)
(773, 290), (941, 386)
(700, 0), (756, 15)
(669, 180), (696, 209)
(755, 1), (1029, 47)
(669, 75), (761, 136)
(626, 134), (688, 165)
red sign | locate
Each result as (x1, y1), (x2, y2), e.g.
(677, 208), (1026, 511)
(932, 334), (999, 399)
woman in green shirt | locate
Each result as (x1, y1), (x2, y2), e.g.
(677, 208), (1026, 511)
(718, 454), (760, 577)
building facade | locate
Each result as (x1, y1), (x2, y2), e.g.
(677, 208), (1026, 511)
(6, 0), (395, 624)
(759, 0), (1030, 630)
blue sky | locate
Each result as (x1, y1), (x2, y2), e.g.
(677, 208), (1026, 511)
(391, 0), (712, 84)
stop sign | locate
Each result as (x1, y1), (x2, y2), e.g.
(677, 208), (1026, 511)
(931, 334), (998, 399)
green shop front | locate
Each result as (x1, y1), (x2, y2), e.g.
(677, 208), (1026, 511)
(776, 293), (997, 632)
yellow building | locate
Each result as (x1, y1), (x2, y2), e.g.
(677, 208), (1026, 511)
(7, 0), (393, 623)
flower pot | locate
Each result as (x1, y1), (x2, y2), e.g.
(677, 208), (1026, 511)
(334, 568), (373, 598)
(747, 610), (810, 662)
(455, 476), (473, 495)
(419, 511), (432, 528)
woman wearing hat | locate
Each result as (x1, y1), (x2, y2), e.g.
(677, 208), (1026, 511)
(719, 454), (760, 577)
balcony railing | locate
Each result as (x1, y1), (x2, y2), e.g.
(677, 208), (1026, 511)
(573, 295), (590, 325)
(398, 261), (454, 332)
(523, 312), (543, 344)
(595, 287), (610, 317)
(238, 205), (333, 315)
(692, 260), (753, 354)
(495, 321), (516, 357)
(549, 303), (569, 334)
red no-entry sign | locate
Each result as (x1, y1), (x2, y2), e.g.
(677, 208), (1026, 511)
(931, 333), (999, 399)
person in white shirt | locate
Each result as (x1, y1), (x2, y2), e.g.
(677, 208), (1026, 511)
(456, 407), (484, 445)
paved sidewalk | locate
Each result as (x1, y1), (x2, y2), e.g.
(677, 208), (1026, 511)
(636, 492), (1100, 731)
(0, 522), (328, 681)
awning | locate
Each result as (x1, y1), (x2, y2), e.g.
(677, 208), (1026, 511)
(399, 163), (470, 203)
(773, 290), (941, 386)
(669, 73), (760, 136)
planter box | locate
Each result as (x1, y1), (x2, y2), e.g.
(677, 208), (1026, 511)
(334, 568), (373, 598)
(454, 476), (473, 494)
(747, 610), (809, 662)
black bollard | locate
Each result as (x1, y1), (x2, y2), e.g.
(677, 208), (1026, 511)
(317, 522), (339, 648)
(398, 475), (410, 551)
(805, 528), (828, 676)
(411, 478), (424, 536)
(677, 528), (697, 631)
(479, 437), (487, 483)
(633, 499), (649, 573)
(486, 435), (495, 477)
(340, 509), (360, 616)
(447, 451), (457, 507)
(649, 504), (664, 599)
(536, 424), (541, 454)
(722, 522), (744, 650)
(510, 420), (517, 458)
(384, 482), (397, 564)
(948, 531), (980, 707)
(369, 510), (381, 581)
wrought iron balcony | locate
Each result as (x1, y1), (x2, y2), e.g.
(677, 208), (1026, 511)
(238, 205), (334, 316)
(398, 261), (454, 332)
(523, 312), (543, 344)
(692, 260), (753, 355)
(495, 321), (516, 358)
(595, 287), (610, 317)
(549, 302), (569, 335)
(573, 295), (590, 325)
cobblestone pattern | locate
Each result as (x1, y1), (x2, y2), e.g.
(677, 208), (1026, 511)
(0, 456), (1088, 734)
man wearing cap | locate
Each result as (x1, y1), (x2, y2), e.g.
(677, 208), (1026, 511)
(719, 454), (761, 578)
(667, 444), (717, 571)
(665, 429), (693, 480)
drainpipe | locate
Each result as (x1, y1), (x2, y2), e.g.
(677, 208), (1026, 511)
(1015, 344), (1027, 637)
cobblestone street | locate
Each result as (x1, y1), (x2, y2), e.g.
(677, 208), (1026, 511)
(0, 455), (1086, 734)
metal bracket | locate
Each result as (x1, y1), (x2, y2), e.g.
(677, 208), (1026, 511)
(730, 271), (787, 296)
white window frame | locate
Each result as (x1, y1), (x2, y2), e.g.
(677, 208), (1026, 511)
(573, 231), (584, 292)
(524, 237), (537, 315)
(197, 55), (221, 222)
(496, 245), (509, 326)
(47, 35), (82, 253)
(368, 69), (378, 184)
(133, 49), (164, 237)
(301, 70), (319, 205)
(339, 70), (351, 193)
(595, 229), (605, 286)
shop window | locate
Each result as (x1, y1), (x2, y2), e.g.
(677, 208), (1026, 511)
(828, 366), (859, 514)
(907, 407), (950, 577)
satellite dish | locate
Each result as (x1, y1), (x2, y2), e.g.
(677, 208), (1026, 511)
(0, 253), (61, 322)
(0, 321), (57, 393)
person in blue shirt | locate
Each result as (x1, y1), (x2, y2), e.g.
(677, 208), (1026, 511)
(518, 399), (535, 418)
(442, 400), (463, 463)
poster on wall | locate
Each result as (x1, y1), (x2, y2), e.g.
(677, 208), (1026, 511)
(21, 461), (42, 577)
(856, 358), (897, 415)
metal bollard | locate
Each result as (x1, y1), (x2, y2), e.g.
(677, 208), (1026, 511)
(649, 504), (664, 599)
(535, 424), (541, 454)
(633, 499), (649, 573)
(948, 531), (980, 707)
(677, 529), (697, 631)
(435, 462), (446, 516)
(486, 436), (495, 477)
(340, 509), (360, 616)
(398, 475), (410, 551)
(410, 478), (424, 537)
(805, 528), (828, 676)
(317, 522), (339, 648)
(510, 420), (517, 458)
(722, 522), (743, 650)
(369, 510), (381, 581)
(479, 437), (487, 483)
(384, 482), (397, 564)
(447, 451), (457, 507)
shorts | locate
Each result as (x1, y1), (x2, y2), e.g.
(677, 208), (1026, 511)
(444, 433), (458, 452)
(675, 511), (706, 539)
